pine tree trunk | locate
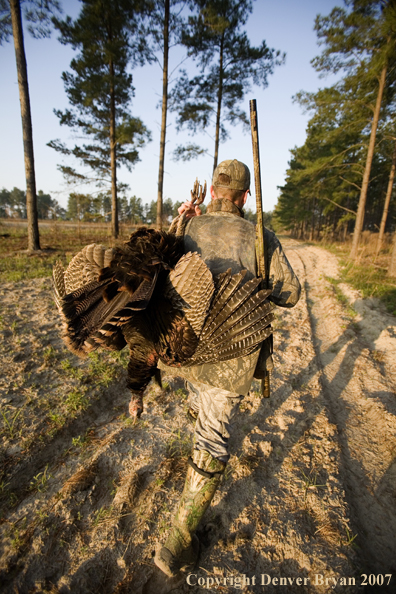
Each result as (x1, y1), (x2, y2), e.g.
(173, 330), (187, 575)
(109, 57), (118, 239)
(343, 222), (348, 242)
(310, 197), (315, 241)
(10, 0), (40, 251)
(389, 231), (396, 277)
(332, 211), (337, 241)
(156, 0), (170, 231)
(213, 33), (225, 173)
(375, 139), (396, 258)
(350, 65), (387, 260)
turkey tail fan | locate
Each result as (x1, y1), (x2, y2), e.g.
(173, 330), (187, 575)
(52, 231), (174, 356)
(164, 252), (214, 337)
(179, 270), (274, 367)
(64, 244), (116, 293)
(52, 243), (117, 327)
(122, 271), (159, 311)
(209, 306), (274, 352)
(84, 323), (127, 353)
(53, 261), (66, 310)
(201, 270), (246, 339)
(208, 286), (272, 345)
(61, 279), (111, 321)
(201, 275), (265, 343)
(190, 325), (273, 366)
(191, 300), (274, 363)
(67, 271), (160, 354)
(57, 273), (159, 356)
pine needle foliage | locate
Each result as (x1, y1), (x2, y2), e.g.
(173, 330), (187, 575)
(169, 0), (284, 171)
(48, 0), (151, 238)
(275, 0), (396, 251)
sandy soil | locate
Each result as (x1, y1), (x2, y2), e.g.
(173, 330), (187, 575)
(0, 240), (395, 594)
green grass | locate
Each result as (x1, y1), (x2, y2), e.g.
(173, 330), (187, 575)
(0, 253), (62, 282)
(0, 220), (137, 283)
(339, 260), (396, 317)
(92, 505), (113, 527)
(325, 276), (357, 318)
(1, 407), (23, 439)
(166, 429), (191, 459)
(61, 359), (84, 381)
(319, 242), (396, 317)
(65, 388), (89, 413)
(29, 465), (51, 493)
(87, 352), (118, 386)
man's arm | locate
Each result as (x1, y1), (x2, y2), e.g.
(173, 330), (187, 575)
(265, 229), (301, 308)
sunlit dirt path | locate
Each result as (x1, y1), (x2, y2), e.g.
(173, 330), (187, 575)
(288, 240), (396, 577)
(0, 240), (395, 593)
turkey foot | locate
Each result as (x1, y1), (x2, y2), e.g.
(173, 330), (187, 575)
(129, 392), (144, 418)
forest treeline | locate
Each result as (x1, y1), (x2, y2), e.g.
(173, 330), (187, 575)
(0, 186), (264, 226)
(275, 0), (396, 266)
(1, 0), (280, 248)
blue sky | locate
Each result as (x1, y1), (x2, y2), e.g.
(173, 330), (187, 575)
(0, 0), (341, 213)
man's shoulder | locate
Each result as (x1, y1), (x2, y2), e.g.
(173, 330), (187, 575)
(187, 212), (255, 233)
(264, 227), (282, 250)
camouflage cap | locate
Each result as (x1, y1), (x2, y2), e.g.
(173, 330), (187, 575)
(212, 159), (250, 192)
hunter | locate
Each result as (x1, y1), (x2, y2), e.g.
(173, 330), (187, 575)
(154, 159), (301, 577)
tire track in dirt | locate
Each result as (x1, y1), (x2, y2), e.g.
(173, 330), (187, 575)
(290, 241), (396, 576)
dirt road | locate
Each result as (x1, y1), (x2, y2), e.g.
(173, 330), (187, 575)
(0, 240), (395, 593)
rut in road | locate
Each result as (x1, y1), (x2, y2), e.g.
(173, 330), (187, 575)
(287, 240), (396, 576)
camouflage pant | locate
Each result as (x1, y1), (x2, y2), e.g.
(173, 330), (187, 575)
(186, 381), (244, 463)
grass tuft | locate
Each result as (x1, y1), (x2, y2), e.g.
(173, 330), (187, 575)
(325, 276), (357, 318)
(166, 430), (191, 459)
(65, 388), (89, 413)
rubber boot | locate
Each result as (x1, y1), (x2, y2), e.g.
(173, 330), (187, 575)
(154, 449), (226, 577)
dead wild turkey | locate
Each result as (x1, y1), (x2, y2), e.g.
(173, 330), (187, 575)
(53, 227), (274, 417)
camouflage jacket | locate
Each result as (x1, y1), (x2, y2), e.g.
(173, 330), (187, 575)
(158, 199), (301, 394)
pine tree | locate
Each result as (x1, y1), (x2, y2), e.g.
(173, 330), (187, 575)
(375, 136), (396, 257)
(0, 0), (61, 250)
(312, 0), (396, 259)
(169, 0), (284, 171)
(146, 0), (189, 229)
(278, 72), (395, 242)
(389, 231), (396, 277)
(289, 77), (374, 238)
(49, 0), (151, 238)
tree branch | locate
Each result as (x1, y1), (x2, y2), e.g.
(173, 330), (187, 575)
(322, 195), (357, 215)
(339, 175), (362, 191)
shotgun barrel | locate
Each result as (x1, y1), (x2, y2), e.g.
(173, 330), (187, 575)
(249, 99), (268, 286)
(249, 99), (270, 397)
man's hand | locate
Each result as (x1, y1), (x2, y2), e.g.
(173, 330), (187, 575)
(177, 201), (202, 219)
(178, 178), (206, 219)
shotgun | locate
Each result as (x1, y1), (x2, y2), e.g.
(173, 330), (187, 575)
(249, 99), (271, 397)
